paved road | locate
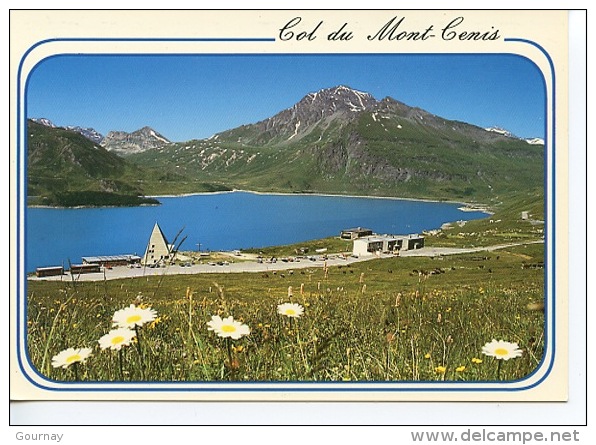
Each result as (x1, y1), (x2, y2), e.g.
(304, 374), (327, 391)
(28, 241), (543, 282)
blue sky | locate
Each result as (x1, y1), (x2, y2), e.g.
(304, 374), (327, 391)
(26, 54), (545, 142)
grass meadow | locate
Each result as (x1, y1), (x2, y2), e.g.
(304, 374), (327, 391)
(26, 242), (545, 383)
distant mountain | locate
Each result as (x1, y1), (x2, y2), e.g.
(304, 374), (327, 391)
(129, 85), (544, 201)
(214, 85), (378, 145)
(26, 120), (158, 207)
(29, 85), (545, 204)
(65, 126), (105, 145)
(31, 118), (105, 145)
(31, 117), (56, 128)
(30, 119), (169, 153)
(102, 126), (171, 155)
(217, 86), (519, 148)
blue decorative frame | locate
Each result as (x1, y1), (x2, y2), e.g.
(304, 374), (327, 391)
(15, 37), (556, 395)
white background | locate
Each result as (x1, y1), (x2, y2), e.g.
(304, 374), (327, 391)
(4, 2), (590, 441)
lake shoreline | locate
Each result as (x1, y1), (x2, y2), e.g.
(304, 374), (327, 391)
(28, 188), (494, 213)
(150, 189), (494, 214)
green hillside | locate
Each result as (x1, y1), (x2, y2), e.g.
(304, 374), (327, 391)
(26, 120), (159, 207)
(129, 107), (544, 204)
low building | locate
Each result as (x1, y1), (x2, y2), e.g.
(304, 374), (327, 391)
(353, 237), (386, 256)
(403, 233), (425, 250)
(70, 263), (101, 274)
(82, 254), (142, 267)
(340, 227), (373, 240)
(352, 234), (424, 257)
(35, 266), (64, 277)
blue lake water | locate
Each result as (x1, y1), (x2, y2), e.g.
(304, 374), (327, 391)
(25, 191), (488, 272)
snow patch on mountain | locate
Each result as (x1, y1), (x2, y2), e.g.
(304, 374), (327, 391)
(485, 126), (514, 137)
(524, 138), (545, 145)
(485, 126), (543, 145)
(31, 118), (56, 128)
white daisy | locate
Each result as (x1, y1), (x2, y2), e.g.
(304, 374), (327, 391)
(98, 327), (136, 351)
(481, 339), (523, 360)
(112, 304), (157, 329)
(207, 315), (250, 340)
(277, 302), (305, 318)
(51, 347), (93, 368)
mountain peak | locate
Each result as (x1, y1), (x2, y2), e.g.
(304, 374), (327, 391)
(31, 118), (57, 128)
(102, 126), (170, 155)
(215, 85), (399, 145)
(64, 125), (105, 145)
(298, 85), (377, 114)
(322, 84), (372, 96)
(31, 118), (104, 144)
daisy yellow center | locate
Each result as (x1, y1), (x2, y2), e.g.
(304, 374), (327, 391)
(111, 335), (125, 345)
(222, 325), (237, 333)
(494, 348), (509, 356)
(126, 315), (142, 324)
(66, 354), (81, 363)
(285, 309), (296, 315)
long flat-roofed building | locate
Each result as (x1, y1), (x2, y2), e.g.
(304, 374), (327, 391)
(82, 254), (142, 267)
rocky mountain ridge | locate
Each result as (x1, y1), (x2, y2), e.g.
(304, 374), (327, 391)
(28, 85), (545, 205)
(29, 118), (171, 155)
(101, 126), (171, 155)
(127, 85), (544, 200)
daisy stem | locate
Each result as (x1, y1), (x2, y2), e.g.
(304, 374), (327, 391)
(134, 326), (146, 379)
(73, 362), (79, 381)
(295, 326), (309, 375)
(40, 293), (74, 376)
(226, 337), (233, 365)
(497, 359), (503, 381)
(118, 348), (124, 381)
(225, 338), (237, 380)
(386, 344), (391, 380)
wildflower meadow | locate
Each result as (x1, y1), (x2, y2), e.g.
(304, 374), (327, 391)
(27, 242), (544, 383)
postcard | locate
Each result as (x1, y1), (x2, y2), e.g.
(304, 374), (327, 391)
(10, 9), (572, 402)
